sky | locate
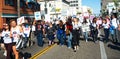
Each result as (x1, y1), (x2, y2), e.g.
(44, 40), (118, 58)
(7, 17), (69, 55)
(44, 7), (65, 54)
(82, 0), (101, 15)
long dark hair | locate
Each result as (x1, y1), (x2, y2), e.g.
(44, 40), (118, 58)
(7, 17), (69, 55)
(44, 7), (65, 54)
(4, 24), (10, 31)
(59, 20), (63, 27)
(92, 17), (97, 23)
(82, 18), (88, 24)
(66, 17), (72, 25)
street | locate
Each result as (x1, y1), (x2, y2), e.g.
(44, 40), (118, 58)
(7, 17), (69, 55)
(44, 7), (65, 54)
(1, 38), (120, 59)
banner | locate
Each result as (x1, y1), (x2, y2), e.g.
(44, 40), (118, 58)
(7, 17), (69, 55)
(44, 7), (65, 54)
(17, 16), (25, 25)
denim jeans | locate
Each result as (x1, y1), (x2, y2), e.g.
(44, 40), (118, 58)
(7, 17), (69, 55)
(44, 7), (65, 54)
(66, 33), (72, 47)
(37, 33), (43, 46)
(91, 30), (98, 42)
(57, 34), (65, 45)
(111, 29), (118, 42)
(104, 29), (109, 42)
(83, 32), (88, 40)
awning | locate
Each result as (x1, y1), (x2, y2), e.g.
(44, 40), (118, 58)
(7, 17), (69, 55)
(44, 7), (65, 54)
(1, 14), (34, 18)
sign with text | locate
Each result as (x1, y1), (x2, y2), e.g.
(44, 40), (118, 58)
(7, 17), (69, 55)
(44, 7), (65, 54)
(34, 11), (41, 20)
(17, 16), (25, 25)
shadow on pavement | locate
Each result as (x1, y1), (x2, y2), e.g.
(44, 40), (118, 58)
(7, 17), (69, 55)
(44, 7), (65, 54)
(113, 42), (120, 46)
(19, 51), (31, 59)
(108, 43), (120, 51)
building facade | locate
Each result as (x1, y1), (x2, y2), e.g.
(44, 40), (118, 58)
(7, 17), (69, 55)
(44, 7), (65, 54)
(101, 0), (113, 10)
(66, 0), (82, 15)
(0, 0), (40, 29)
(101, 0), (120, 15)
(38, 0), (70, 21)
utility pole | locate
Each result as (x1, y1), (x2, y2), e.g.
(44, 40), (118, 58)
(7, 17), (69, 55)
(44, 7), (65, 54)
(17, 0), (20, 17)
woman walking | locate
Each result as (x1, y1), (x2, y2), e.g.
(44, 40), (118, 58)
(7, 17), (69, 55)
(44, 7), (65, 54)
(72, 18), (81, 52)
(57, 20), (66, 46)
(66, 17), (73, 48)
(110, 15), (118, 42)
(1, 24), (13, 59)
(47, 22), (55, 46)
(10, 20), (23, 59)
(91, 17), (98, 43)
(81, 18), (90, 42)
(102, 19), (110, 43)
(35, 20), (44, 47)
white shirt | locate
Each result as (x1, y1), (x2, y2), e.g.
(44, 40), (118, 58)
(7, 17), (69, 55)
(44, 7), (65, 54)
(92, 23), (97, 28)
(32, 25), (35, 31)
(111, 18), (118, 28)
(72, 22), (81, 30)
(102, 23), (109, 29)
(11, 26), (20, 42)
(82, 23), (90, 32)
(2, 31), (12, 44)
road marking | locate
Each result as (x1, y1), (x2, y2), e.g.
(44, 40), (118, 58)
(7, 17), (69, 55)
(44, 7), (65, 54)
(30, 44), (57, 59)
(99, 41), (107, 59)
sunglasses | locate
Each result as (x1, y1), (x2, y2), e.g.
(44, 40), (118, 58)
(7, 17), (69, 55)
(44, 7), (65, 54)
(3, 24), (8, 26)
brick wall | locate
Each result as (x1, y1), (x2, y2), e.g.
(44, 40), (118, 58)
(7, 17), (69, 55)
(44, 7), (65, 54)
(0, 0), (34, 29)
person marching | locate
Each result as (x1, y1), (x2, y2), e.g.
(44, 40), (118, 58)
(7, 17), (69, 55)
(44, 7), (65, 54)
(46, 22), (55, 46)
(72, 18), (81, 52)
(81, 17), (90, 42)
(57, 20), (66, 46)
(110, 15), (118, 42)
(0, 23), (7, 56)
(91, 17), (98, 43)
(65, 17), (73, 49)
(22, 19), (31, 48)
(35, 20), (44, 47)
(10, 20), (23, 59)
(102, 18), (110, 43)
(1, 24), (13, 59)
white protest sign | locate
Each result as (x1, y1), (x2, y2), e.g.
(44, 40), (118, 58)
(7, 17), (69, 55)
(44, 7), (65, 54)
(17, 16), (25, 25)
(22, 26), (31, 37)
(34, 11), (41, 20)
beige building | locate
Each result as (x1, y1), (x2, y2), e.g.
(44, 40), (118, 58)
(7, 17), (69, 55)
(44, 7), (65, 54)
(101, 0), (113, 10)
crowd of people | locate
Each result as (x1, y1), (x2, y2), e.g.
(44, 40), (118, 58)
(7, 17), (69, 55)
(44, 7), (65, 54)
(0, 14), (120, 59)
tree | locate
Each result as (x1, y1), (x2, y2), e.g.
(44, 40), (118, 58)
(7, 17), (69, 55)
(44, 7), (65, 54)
(87, 9), (92, 15)
(113, 0), (119, 9)
(113, 0), (120, 17)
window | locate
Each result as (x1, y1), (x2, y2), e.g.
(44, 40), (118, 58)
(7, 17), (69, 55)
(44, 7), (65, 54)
(76, 4), (78, 6)
(20, 0), (27, 8)
(5, 0), (14, 6)
(76, 1), (78, 3)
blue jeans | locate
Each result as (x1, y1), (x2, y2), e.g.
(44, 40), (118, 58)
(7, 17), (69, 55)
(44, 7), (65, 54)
(83, 32), (88, 40)
(57, 34), (65, 45)
(66, 33), (72, 47)
(37, 33), (43, 46)
(111, 29), (117, 42)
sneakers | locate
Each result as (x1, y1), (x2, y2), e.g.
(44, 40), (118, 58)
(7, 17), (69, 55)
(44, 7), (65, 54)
(86, 39), (88, 42)
(3, 51), (7, 56)
(68, 47), (71, 49)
